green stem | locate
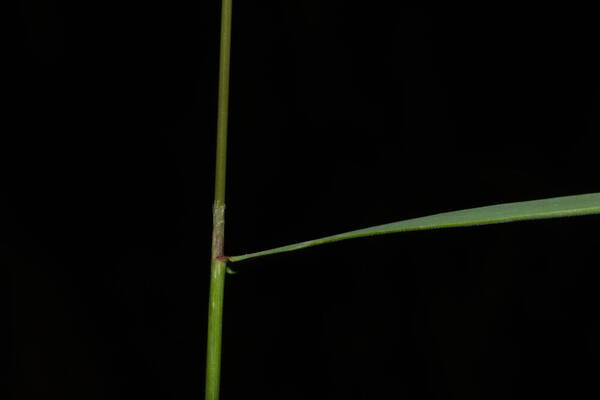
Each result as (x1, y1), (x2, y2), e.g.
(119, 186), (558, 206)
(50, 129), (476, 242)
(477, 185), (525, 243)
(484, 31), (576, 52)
(205, 256), (226, 400)
(205, 0), (233, 399)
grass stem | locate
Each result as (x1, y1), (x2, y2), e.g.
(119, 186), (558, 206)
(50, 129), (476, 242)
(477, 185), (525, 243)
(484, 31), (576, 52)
(205, 257), (227, 400)
(205, 0), (233, 399)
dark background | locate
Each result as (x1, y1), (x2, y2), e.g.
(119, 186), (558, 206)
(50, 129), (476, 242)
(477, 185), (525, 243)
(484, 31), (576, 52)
(7, 2), (600, 399)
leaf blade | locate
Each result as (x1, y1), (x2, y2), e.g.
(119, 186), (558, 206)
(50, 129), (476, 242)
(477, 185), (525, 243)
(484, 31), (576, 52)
(228, 192), (600, 262)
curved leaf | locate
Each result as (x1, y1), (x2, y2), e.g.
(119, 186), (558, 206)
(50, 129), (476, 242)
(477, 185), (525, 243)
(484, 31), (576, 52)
(228, 192), (600, 262)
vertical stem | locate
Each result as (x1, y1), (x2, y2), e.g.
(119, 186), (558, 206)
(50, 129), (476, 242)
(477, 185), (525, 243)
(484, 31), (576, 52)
(213, 0), (232, 205)
(205, 1), (233, 400)
(205, 257), (226, 400)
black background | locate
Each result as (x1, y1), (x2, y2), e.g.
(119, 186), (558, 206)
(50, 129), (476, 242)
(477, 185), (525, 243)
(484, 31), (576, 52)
(8, 2), (600, 399)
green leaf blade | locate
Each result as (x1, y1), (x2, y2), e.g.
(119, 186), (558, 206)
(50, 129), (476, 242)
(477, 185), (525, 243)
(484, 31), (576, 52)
(228, 192), (600, 263)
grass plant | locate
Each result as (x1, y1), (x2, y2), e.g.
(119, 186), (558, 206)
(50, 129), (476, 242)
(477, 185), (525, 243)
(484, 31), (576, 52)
(205, 2), (600, 399)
